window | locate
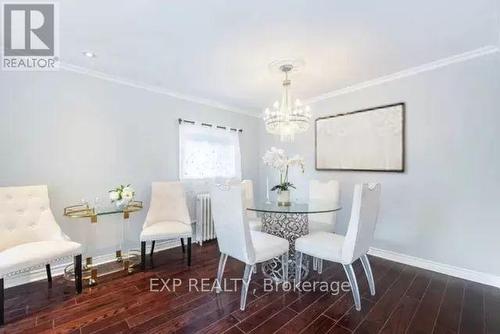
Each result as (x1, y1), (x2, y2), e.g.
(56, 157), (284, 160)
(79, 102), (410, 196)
(179, 123), (242, 180)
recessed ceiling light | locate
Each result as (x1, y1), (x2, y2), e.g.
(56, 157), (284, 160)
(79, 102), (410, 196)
(82, 51), (96, 58)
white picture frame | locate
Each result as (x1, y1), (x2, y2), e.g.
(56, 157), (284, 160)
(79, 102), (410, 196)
(315, 103), (405, 172)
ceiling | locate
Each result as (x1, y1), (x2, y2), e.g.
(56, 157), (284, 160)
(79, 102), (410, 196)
(10, 1), (500, 113)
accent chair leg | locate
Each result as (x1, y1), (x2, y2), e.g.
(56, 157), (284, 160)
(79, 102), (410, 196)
(317, 259), (323, 274)
(295, 252), (303, 285)
(240, 264), (254, 311)
(1, 277), (4, 326)
(312, 257), (318, 271)
(150, 240), (155, 258)
(343, 263), (361, 311)
(360, 254), (376, 296)
(141, 241), (146, 271)
(282, 252), (289, 283)
(74, 255), (83, 294)
(46, 264), (52, 286)
(187, 237), (192, 266)
(216, 253), (228, 293)
(181, 238), (185, 253)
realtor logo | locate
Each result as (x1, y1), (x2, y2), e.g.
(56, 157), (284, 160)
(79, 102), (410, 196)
(2, 2), (59, 70)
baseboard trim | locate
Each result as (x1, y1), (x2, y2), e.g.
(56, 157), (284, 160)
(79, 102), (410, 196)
(4, 239), (180, 288)
(368, 247), (500, 288)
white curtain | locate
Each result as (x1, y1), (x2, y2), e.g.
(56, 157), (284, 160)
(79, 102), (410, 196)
(179, 123), (242, 181)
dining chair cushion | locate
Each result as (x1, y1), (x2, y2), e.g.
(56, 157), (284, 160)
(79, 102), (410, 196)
(140, 221), (192, 242)
(248, 219), (262, 231)
(0, 240), (82, 277)
(295, 232), (345, 264)
(250, 231), (289, 264)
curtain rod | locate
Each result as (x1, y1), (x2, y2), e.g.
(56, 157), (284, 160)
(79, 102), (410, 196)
(178, 118), (243, 133)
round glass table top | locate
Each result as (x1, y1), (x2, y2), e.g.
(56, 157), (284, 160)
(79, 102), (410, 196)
(247, 201), (341, 214)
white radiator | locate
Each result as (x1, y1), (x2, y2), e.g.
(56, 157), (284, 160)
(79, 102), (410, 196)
(195, 193), (216, 245)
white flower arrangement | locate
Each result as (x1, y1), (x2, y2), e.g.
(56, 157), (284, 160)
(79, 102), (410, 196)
(109, 184), (135, 208)
(262, 147), (304, 191)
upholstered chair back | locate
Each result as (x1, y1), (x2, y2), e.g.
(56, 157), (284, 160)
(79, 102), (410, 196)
(241, 180), (257, 219)
(0, 185), (65, 252)
(210, 183), (255, 264)
(144, 182), (191, 228)
(309, 180), (340, 226)
(342, 183), (381, 264)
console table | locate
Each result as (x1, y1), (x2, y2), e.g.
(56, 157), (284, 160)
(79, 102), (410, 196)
(63, 201), (143, 285)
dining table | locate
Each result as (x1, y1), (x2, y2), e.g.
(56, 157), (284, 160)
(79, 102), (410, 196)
(247, 201), (341, 282)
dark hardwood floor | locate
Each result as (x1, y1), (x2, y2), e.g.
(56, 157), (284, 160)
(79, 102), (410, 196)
(1, 241), (499, 334)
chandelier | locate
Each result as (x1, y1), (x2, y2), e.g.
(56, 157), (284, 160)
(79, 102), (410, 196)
(263, 64), (312, 142)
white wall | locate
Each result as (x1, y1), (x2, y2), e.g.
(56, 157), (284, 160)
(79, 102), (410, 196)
(258, 51), (500, 276)
(0, 70), (260, 258)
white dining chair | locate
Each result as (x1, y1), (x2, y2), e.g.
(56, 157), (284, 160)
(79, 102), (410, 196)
(241, 180), (262, 231)
(0, 185), (83, 326)
(210, 182), (289, 311)
(308, 179), (340, 273)
(308, 180), (340, 233)
(295, 183), (381, 311)
(140, 181), (193, 270)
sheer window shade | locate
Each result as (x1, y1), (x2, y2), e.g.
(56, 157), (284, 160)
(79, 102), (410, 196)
(179, 123), (242, 180)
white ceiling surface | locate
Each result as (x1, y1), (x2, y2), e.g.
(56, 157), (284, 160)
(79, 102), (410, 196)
(33, 1), (500, 112)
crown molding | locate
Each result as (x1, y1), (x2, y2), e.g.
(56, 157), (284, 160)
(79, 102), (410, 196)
(58, 62), (259, 118)
(305, 45), (500, 104)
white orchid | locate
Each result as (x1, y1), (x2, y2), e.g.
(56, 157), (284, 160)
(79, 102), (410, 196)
(262, 148), (305, 192)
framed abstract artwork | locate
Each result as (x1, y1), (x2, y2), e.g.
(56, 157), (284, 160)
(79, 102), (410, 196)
(315, 103), (405, 172)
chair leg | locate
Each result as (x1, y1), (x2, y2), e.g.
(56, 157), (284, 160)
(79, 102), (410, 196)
(216, 253), (228, 293)
(187, 237), (192, 266)
(361, 254), (376, 296)
(317, 259), (323, 274)
(141, 241), (146, 271)
(74, 255), (82, 294)
(1, 277), (4, 326)
(181, 238), (185, 253)
(150, 240), (155, 258)
(343, 264), (361, 311)
(312, 257), (318, 271)
(46, 264), (52, 286)
(295, 252), (303, 285)
(240, 264), (254, 311)
(282, 252), (289, 283)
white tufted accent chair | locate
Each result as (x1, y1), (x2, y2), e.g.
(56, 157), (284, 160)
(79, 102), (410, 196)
(296, 183), (381, 311)
(140, 181), (193, 270)
(0, 185), (83, 326)
(241, 180), (262, 231)
(210, 182), (289, 310)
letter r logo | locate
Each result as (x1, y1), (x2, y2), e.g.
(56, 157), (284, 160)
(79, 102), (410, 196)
(3, 4), (55, 56)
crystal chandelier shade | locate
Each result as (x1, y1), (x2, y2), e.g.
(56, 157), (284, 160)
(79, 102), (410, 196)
(263, 64), (312, 142)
